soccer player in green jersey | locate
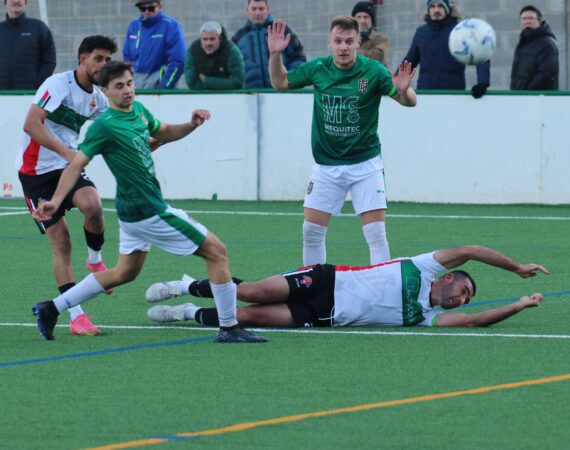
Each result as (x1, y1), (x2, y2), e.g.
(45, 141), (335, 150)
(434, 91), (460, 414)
(268, 16), (417, 266)
(31, 61), (267, 343)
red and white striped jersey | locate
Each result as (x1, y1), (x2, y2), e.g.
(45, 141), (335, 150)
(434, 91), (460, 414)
(15, 71), (108, 176)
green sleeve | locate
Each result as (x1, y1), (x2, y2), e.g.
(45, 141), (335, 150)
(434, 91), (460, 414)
(79, 120), (109, 159)
(287, 58), (319, 90)
(137, 102), (161, 133)
(375, 60), (397, 97)
(202, 46), (245, 90)
(184, 47), (202, 90)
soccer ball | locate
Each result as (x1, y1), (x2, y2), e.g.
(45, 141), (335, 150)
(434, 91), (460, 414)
(448, 18), (496, 65)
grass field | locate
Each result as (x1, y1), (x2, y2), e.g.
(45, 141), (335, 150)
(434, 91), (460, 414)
(2, 197), (570, 450)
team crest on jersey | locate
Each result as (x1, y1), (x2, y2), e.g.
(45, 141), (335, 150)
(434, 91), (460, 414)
(307, 181), (314, 195)
(300, 275), (313, 288)
(139, 113), (148, 126)
(358, 77), (369, 93)
(89, 98), (96, 113)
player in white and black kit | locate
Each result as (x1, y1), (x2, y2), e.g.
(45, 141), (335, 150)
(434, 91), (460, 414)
(15, 36), (117, 336)
(146, 245), (548, 328)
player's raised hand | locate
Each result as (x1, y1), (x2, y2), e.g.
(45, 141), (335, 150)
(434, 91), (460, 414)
(190, 109), (211, 128)
(32, 200), (58, 222)
(518, 293), (544, 307)
(392, 60), (416, 92)
(515, 263), (550, 278)
(267, 19), (291, 54)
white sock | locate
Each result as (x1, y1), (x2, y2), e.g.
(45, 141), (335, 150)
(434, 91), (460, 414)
(363, 221), (390, 264)
(183, 304), (199, 320)
(210, 281), (238, 327)
(53, 274), (105, 313)
(303, 221), (327, 265)
(68, 305), (85, 321)
(87, 248), (102, 264)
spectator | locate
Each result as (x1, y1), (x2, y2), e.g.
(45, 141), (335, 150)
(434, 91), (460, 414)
(351, 1), (389, 66)
(510, 5), (558, 90)
(123, 0), (185, 89)
(232, 0), (306, 88)
(185, 21), (245, 90)
(0, 0), (55, 90)
(403, 0), (490, 98)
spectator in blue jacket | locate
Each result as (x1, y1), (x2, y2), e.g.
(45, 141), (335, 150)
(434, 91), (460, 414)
(123, 0), (185, 89)
(232, 0), (306, 88)
(403, 0), (490, 98)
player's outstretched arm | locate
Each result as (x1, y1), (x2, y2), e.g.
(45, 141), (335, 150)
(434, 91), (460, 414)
(392, 60), (417, 107)
(435, 293), (544, 327)
(33, 152), (90, 221)
(152, 109), (211, 145)
(433, 245), (549, 278)
(268, 19), (290, 90)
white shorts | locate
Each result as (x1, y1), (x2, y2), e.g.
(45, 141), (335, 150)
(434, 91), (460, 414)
(303, 156), (387, 216)
(119, 206), (208, 255)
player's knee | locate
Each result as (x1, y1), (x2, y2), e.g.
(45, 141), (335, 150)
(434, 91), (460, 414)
(236, 307), (259, 326)
(303, 221), (327, 244)
(202, 235), (228, 264)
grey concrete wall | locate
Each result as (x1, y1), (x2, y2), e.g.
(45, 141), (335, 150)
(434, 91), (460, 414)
(7, 0), (569, 90)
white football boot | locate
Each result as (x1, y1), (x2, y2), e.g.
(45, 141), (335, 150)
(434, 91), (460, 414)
(145, 274), (194, 303)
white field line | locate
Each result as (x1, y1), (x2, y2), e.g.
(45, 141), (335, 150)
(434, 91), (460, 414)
(3, 322), (570, 340)
(1, 205), (569, 221)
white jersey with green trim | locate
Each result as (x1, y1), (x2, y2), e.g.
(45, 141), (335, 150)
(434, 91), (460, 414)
(15, 71), (108, 176)
(333, 252), (445, 327)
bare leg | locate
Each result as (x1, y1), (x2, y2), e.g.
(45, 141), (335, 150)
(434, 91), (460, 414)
(236, 275), (291, 304)
(237, 304), (295, 327)
(72, 186), (105, 235)
(45, 219), (74, 286)
(92, 251), (147, 289)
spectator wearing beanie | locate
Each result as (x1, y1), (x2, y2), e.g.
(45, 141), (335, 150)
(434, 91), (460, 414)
(402, 0), (491, 98)
(351, 1), (389, 66)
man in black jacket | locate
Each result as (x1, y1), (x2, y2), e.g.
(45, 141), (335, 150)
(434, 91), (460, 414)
(510, 5), (558, 91)
(0, 0), (56, 89)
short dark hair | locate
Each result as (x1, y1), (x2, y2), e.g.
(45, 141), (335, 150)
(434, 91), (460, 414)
(247, 0), (268, 5)
(97, 61), (133, 88)
(77, 35), (118, 61)
(449, 270), (477, 302)
(520, 5), (542, 20)
(330, 16), (359, 33)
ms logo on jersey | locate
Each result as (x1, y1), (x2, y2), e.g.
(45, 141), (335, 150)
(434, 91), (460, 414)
(358, 77), (369, 93)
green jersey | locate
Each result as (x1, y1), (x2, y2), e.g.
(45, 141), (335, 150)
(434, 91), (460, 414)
(287, 55), (397, 166)
(79, 101), (167, 222)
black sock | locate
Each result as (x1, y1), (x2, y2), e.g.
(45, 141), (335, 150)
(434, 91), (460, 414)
(188, 277), (243, 298)
(58, 283), (75, 294)
(194, 308), (220, 326)
(84, 227), (104, 252)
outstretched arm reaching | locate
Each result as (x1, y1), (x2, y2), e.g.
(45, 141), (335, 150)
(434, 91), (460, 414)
(392, 60), (417, 107)
(433, 245), (549, 278)
(435, 293), (544, 327)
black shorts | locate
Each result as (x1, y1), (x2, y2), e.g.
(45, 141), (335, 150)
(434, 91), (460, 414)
(18, 169), (96, 234)
(284, 264), (336, 327)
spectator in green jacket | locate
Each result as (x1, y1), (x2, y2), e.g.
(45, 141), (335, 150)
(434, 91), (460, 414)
(184, 21), (245, 90)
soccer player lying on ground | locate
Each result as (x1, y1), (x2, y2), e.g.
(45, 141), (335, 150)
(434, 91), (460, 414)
(146, 245), (548, 328)
(31, 61), (266, 343)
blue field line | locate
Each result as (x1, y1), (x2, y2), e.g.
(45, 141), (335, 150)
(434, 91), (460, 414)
(153, 435), (199, 441)
(460, 290), (570, 309)
(0, 336), (213, 368)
